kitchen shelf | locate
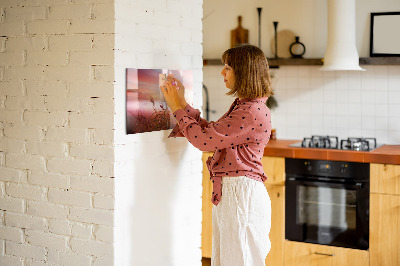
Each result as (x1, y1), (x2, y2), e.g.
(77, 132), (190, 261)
(359, 57), (400, 65)
(203, 57), (400, 67)
(203, 58), (323, 68)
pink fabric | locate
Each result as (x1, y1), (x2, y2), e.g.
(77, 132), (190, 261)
(169, 97), (271, 205)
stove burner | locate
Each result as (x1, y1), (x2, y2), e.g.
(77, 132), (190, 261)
(294, 136), (378, 151)
(340, 137), (377, 151)
(301, 135), (339, 149)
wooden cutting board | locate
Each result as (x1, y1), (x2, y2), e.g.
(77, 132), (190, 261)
(231, 16), (249, 48)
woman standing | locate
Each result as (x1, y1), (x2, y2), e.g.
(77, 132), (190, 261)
(161, 44), (273, 266)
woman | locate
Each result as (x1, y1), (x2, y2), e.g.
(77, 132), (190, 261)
(161, 44), (273, 266)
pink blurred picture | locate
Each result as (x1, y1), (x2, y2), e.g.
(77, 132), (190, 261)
(126, 68), (193, 134)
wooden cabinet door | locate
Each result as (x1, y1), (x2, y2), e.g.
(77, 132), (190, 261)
(370, 193), (400, 266)
(264, 184), (284, 266)
(284, 241), (369, 266)
(370, 163), (400, 195)
(262, 156), (285, 186)
(201, 152), (213, 258)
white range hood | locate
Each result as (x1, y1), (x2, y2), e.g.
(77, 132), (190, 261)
(320, 0), (365, 71)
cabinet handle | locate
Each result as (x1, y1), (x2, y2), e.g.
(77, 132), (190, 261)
(314, 252), (335, 257)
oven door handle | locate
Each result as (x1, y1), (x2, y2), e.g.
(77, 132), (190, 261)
(287, 177), (364, 189)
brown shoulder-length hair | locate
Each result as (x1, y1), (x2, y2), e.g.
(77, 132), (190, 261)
(221, 44), (273, 99)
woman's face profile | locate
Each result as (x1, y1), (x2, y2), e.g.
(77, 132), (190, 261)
(221, 64), (235, 89)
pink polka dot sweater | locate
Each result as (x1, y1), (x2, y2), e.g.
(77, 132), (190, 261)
(169, 97), (272, 206)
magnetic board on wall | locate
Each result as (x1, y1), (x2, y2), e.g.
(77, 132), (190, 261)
(126, 68), (193, 135)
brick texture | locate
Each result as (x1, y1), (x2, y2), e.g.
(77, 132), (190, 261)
(0, 0), (203, 265)
(0, 0), (116, 256)
(5, 212), (48, 231)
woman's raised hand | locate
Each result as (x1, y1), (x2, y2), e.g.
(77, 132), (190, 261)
(160, 76), (183, 113)
(168, 75), (187, 108)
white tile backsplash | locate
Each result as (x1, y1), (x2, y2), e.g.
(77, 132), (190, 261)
(323, 103), (336, 116)
(375, 104), (389, 117)
(362, 90), (375, 103)
(361, 104), (374, 117)
(375, 130), (389, 144)
(388, 91), (400, 104)
(374, 90), (388, 104)
(388, 65), (400, 76)
(374, 77), (388, 91)
(336, 115), (349, 129)
(389, 105), (400, 117)
(203, 64), (400, 145)
(389, 117), (400, 131)
(374, 65), (388, 77)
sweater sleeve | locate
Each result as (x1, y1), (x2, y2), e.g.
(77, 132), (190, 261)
(168, 103), (210, 138)
(172, 106), (257, 152)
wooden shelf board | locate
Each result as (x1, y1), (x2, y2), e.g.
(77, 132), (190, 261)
(203, 58), (323, 67)
(359, 57), (400, 65)
(203, 57), (400, 67)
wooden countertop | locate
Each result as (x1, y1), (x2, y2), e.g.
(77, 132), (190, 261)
(263, 139), (400, 165)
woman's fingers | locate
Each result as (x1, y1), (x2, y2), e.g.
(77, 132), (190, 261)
(166, 75), (185, 106)
(161, 82), (178, 102)
(160, 85), (167, 95)
(164, 80), (179, 95)
(176, 78), (184, 90)
(167, 75), (181, 87)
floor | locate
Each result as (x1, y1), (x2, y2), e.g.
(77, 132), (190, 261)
(202, 257), (211, 266)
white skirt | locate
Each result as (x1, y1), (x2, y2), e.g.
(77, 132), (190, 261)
(212, 176), (271, 266)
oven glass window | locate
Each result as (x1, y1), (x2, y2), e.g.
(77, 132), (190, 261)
(297, 186), (356, 230)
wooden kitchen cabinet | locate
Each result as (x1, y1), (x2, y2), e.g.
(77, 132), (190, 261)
(264, 184), (285, 266)
(284, 241), (369, 266)
(370, 163), (400, 266)
(370, 163), (400, 195)
(261, 156), (285, 186)
(370, 193), (400, 266)
(261, 156), (285, 266)
(201, 154), (286, 266)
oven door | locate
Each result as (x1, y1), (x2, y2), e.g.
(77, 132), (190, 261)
(285, 177), (369, 250)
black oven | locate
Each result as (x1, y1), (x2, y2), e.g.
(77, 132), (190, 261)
(285, 158), (369, 250)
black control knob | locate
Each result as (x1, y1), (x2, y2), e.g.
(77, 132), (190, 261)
(340, 164), (347, 174)
(305, 161), (312, 172)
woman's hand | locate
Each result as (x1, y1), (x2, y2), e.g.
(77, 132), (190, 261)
(160, 77), (184, 113)
(168, 75), (187, 108)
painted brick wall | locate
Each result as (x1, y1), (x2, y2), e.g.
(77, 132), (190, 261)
(113, 0), (203, 265)
(0, 0), (115, 265)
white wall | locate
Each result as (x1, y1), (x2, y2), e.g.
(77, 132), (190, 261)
(203, 0), (400, 145)
(0, 0), (115, 265)
(113, 0), (203, 265)
(203, 0), (400, 58)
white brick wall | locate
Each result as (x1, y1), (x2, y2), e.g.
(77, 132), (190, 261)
(5, 213), (48, 231)
(113, 0), (203, 265)
(1, 0), (204, 265)
(0, 0), (115, 265)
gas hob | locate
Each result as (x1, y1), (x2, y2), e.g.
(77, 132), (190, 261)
(289, 135), (382, 151)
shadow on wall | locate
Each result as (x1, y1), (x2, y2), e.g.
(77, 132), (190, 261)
(128, 130), (190, 265)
